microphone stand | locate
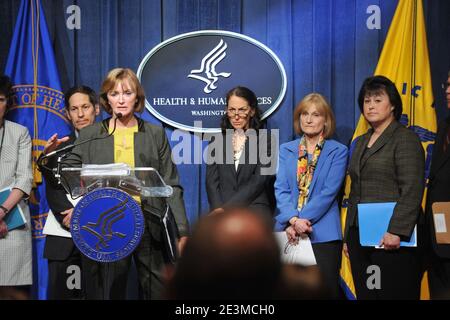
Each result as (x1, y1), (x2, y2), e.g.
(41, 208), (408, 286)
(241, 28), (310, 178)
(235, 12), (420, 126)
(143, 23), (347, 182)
(39, 113), (123, 188)
(39, 113), (123, 300)
(100, 114), (121, 300)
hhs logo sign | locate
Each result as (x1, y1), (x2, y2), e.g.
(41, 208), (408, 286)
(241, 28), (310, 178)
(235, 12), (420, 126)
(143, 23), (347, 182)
(187, 39), (231, 94)
(137, 30), (287, 133)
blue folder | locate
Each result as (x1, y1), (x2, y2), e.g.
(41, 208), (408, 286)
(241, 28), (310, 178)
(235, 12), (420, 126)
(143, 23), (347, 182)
(0, 188), (27, 231)
(358, 202), (417, 247)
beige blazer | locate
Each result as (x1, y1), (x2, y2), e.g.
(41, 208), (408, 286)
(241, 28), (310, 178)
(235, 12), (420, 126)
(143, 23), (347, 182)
(0, 120), (33, 285)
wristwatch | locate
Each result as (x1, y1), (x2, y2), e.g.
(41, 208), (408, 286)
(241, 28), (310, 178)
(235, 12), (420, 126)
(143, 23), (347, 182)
(0, 205), (9, 214)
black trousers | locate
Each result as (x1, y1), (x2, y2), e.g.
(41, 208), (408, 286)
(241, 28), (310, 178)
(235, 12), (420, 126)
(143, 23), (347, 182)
(311, 240), (342, 299)
(347, 227), (421, 300)
(428, 253), (450, 299)
(47, 248), (83, 300)
(83, 216), (166, 300)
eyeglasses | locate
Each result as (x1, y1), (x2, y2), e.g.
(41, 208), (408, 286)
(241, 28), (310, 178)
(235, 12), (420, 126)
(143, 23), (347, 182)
(442, 83), (450, 90)
(226, 107), (251, 118)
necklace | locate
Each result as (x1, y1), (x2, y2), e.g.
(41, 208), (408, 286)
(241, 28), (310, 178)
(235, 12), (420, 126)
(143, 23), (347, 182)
(232, 129), (247, 161)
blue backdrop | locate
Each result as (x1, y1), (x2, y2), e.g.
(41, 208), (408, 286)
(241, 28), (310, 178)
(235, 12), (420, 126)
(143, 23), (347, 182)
(1, 0), (449, 226)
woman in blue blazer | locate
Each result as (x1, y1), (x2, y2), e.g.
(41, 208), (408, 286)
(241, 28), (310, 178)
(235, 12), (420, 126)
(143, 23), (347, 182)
(274, 93), (348, 298)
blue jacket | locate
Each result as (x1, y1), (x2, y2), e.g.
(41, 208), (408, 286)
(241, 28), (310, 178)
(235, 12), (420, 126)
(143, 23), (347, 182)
(274, 138), (348, 243)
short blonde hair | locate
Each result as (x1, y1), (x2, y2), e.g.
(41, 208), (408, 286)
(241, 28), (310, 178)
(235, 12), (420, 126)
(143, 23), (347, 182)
(293, 93), (336, 139)
(99, 68), (146, 114)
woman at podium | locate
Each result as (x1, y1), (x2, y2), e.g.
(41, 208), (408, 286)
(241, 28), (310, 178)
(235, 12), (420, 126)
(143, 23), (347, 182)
(66, 68), (189, 299)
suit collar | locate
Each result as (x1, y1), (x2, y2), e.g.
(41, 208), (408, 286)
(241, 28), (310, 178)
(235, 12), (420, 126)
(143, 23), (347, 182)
(309, 139), (338, 193)
(101, 116), (146, 133)
(351, 134), (369, 181)
(284, 136), (339, 154)
(235, 137), (249, 176)
(360, 120), (401, 169)
(285, 138), (301, 153)
(235, 131), (259, 176)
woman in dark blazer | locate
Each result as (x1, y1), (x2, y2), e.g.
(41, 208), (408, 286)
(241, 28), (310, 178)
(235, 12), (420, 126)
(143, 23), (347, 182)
(425, 71), (450, 299)
(274, 93), (348, 298)
(206, 86), (274, 223)
(343, 75), (425, 300)
(61, 68), (189, 299)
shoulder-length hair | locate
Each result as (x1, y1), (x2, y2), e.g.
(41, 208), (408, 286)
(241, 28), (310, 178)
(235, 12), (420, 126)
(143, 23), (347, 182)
(220, 86), (264, 132)
(357, 75), (402, 121)
(99, 68), (146, 114)
(293, 93), (336, 139)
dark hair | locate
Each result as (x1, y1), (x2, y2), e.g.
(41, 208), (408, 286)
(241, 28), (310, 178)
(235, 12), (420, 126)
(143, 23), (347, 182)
(64, 85), (98, 110)
(358, 75), (402, 121)
(220, 86), (264, 132)
(0, 75), (15, 108)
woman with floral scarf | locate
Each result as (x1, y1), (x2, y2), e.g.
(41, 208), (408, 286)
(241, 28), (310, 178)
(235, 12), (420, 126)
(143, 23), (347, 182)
(274, 93), (348, 299)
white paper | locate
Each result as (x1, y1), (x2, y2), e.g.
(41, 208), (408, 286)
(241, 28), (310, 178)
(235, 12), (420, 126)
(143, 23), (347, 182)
(434, 213), (447, 233)
(81, 163), (130, 176)
(274, 232), (317, 266)
(43, 210), (72, 238)
(42, 195), (80, 238)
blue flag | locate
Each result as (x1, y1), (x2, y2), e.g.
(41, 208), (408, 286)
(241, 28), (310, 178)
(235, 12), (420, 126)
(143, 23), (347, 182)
(5, 0), (72, 300)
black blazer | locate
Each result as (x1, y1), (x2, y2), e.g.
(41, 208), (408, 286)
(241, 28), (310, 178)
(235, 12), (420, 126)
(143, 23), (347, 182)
(205, 130), (275, 219)
(426, 116), (450, 258)
(344, 120), (425, 241)
(40, 133), (78, 261)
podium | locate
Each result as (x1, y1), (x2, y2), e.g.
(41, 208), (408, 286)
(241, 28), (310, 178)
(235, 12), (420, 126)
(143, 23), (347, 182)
(56, 163), (179, 264)
(60, 163), (173, 199)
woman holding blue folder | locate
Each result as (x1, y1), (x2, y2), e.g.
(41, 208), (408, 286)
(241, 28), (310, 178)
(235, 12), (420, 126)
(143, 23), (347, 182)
(274, 93), (348, 299)
(0, 75), (33, 289)
(343, 75), (425, 299)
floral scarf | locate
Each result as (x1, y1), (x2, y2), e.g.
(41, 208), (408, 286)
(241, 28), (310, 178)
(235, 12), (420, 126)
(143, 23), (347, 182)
(297, 135), (324, 210)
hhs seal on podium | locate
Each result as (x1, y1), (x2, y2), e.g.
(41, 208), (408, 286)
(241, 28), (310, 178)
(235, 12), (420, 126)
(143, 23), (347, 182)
(71, 188), (145, 262)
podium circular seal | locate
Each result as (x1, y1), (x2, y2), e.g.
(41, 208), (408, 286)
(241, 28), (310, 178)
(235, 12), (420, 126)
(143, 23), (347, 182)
(71, 187), (145, 262)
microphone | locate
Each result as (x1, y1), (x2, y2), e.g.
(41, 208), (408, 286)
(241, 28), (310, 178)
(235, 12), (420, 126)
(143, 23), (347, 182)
(40, 112), (123, 160)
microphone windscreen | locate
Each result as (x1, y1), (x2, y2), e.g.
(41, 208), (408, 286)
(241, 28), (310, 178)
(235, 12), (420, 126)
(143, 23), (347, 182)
(116, 112), (123, 119)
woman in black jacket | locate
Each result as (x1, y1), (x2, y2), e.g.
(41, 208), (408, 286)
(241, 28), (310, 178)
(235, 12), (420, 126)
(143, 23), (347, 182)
(343, 75), (425, 299)
(206, 86), (274, 224)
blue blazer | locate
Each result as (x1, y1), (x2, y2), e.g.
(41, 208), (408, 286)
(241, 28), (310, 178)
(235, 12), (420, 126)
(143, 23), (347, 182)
(274, 137), (348, 243)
